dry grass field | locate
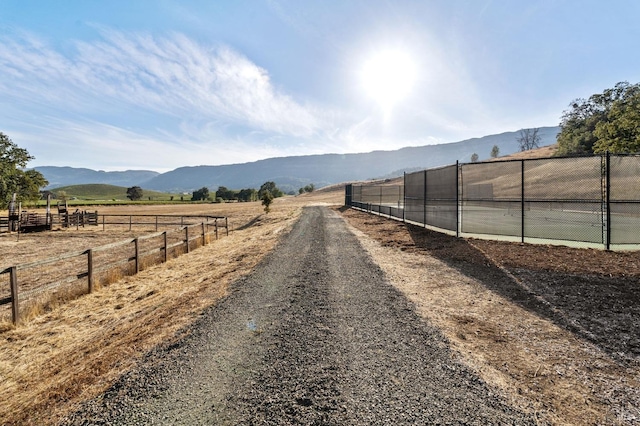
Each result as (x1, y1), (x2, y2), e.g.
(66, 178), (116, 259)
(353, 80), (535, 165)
(341, 208), (639, 425)
(0, 188), (343, 425)
(1, 179), (639, 425)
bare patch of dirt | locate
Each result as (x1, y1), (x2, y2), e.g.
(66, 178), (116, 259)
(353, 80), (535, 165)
(338, 207), (640, 425)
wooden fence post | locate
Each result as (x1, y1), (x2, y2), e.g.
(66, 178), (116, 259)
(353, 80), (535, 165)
(134, 238), (140, 273)
(162, 231), (168, 263)
(10, 266), (19, 325)
(87, 249), (94, 293)
(155, 216), (158, 232)
(102, 215), (105, 231)
(129, 216), (132, 232)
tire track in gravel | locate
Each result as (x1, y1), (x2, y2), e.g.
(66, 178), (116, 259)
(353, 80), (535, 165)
(62, 206), (536, 425)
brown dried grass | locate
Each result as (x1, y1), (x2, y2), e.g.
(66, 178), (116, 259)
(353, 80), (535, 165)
(8, 181), (632, 425)
(0, 193), (344, 425)
(341, 208), (639, 425)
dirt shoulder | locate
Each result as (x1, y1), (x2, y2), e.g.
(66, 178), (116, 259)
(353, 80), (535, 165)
(339, 207), (640, 425)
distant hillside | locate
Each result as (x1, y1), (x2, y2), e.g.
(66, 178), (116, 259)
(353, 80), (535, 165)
(36, 167), (159, 189)
(142, 127), (560, 192)
(35, 127), (560, 193)
(50, 184), (174, 200)
(491, 143), (558, 160)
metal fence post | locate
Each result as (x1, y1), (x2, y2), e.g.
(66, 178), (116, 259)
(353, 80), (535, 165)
(185, 227), (190, 253)
(456, 161), (460, 238)
(459, 162), (465, 237)
(606, 151), (611, 250)
(423, 170), (427, 227)
(403, 173), (406, 222)
(521, 160), (525, 243)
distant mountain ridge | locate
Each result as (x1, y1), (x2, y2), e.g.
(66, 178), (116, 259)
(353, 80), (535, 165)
(36, 127), (560, 193)
(36, 167), (160, 190)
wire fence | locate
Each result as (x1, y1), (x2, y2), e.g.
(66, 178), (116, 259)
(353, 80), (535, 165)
(346, 153), (640, 250)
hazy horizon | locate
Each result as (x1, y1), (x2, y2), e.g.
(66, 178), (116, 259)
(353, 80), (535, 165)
(1, 1), (637, 172)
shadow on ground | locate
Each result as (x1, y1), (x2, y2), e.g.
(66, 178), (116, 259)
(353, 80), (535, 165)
(405, 224), (640, 365)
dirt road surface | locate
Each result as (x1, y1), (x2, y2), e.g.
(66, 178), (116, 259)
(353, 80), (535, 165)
(62, 206), (534, 425)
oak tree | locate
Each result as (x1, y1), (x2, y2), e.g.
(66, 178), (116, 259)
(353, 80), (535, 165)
(126, 186), (143, 201)
(516, 128), (541, 152)
(0, 132), (48, 208)
(556, 82), (640, 155)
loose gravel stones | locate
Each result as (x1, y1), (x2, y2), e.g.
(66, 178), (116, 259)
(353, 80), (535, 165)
(62, 206), (535, 425)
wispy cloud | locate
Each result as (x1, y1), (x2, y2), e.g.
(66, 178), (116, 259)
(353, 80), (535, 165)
(0, 25), (488, 171)
(0, 28), (322, 138)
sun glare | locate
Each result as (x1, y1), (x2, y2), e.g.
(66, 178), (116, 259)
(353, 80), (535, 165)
(361, 49), (417, 112)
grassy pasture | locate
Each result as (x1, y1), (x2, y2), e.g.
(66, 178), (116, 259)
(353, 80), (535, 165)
(39, 184), (184, 206)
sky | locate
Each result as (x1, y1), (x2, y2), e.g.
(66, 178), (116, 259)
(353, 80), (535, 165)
(1, 1), (639, 172)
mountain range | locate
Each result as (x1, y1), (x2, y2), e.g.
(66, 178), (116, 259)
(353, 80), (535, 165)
(36, 127), (560, 193)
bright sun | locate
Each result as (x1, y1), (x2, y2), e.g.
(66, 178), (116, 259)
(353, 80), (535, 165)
(361, 49), (416, 112)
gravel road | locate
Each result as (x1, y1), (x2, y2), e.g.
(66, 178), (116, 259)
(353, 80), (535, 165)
(62, 206), (535, 425)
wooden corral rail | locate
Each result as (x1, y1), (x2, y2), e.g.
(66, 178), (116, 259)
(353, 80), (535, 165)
(64, 210), (98, 228)
(0, 219), (226, 325)
(0, 212), (52, 233)
(98, 214), (228, 235)
(19, 212), (52, 232)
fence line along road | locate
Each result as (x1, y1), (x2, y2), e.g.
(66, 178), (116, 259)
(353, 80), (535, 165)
(346, 152), (640, 251)
(0, 217), (228, 325)
(60, 213), (228, 233)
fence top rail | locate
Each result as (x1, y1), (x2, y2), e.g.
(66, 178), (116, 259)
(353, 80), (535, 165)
(351, 153), (640, 185)
(459, 153), (600, 166)
(1, 249), (88, 274)
(0, 220), (221, 275)
(461, 197), (604, 203)
(100, 214), (227, 219)
(91, 238), (136, 253)
(136, 230), (166, 241)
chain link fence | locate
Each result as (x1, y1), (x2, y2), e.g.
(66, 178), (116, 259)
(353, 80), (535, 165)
(348, 184), (405, 219)
(347, 153), (640, 250)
